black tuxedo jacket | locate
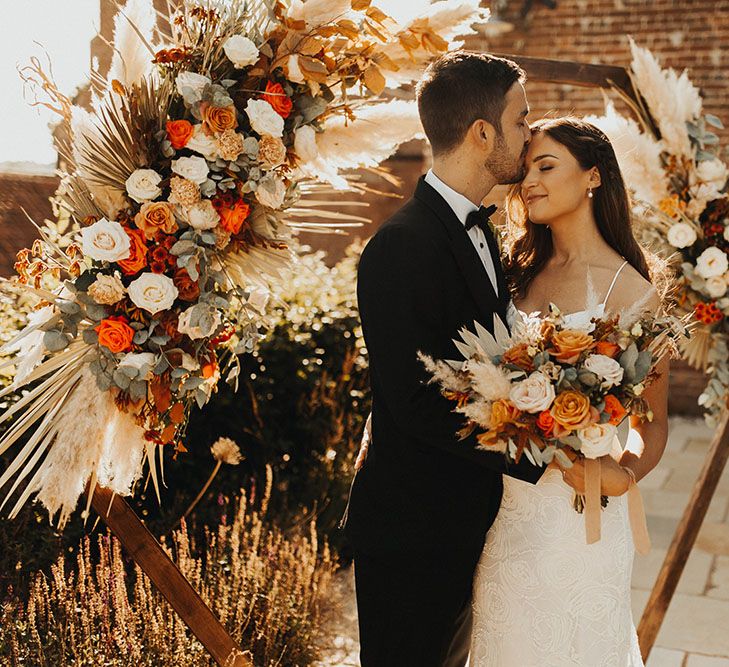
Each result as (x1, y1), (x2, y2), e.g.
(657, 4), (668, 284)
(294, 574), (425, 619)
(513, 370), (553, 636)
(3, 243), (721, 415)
(347, 177), (544, 560)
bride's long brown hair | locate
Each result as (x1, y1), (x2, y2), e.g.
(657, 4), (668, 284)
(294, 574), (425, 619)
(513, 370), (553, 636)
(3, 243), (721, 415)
(505, 117), (653, 300)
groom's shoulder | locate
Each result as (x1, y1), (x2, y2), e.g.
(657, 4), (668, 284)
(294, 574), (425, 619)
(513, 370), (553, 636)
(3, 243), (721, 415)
(370, 195), (440, 245)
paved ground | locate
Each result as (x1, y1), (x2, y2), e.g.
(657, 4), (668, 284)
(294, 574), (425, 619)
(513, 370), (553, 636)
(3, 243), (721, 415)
(317, 416), (729, 667)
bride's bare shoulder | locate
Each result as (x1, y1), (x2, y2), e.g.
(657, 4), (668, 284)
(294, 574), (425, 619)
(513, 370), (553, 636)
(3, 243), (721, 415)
(605, 263), (660, 313)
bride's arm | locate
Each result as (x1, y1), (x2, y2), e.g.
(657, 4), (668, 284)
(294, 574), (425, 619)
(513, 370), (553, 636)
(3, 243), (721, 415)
(618, 354), (670, 482)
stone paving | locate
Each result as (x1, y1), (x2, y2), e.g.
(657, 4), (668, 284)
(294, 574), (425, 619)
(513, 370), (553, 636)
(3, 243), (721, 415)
(317, 416), (729, 667)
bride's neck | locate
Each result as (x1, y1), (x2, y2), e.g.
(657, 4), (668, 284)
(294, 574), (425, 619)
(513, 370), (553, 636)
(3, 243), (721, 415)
(547, 212), (611, 265)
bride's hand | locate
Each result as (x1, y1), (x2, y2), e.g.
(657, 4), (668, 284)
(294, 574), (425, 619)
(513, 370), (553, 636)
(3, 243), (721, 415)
(556, 455), (631, 496)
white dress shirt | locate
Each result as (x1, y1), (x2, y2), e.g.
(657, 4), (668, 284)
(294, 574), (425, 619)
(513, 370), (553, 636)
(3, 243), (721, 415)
(424, 169), (499, 295)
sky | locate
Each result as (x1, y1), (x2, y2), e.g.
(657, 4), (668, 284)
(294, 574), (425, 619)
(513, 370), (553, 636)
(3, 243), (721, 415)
(0, 0), (97, 165)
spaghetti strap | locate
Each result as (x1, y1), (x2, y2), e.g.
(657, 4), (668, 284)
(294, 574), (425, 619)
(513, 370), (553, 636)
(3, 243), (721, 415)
(602, 260), (629, 307)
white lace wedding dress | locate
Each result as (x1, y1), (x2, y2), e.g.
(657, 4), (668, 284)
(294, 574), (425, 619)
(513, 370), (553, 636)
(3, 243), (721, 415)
(469, 272), (644, 667)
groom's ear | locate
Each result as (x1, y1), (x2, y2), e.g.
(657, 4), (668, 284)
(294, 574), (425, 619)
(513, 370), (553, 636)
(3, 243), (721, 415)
(469, 119), (497, 154)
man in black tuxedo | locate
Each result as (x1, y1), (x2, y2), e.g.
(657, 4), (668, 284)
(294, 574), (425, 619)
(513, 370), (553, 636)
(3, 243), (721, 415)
(346, 52), (544, 666)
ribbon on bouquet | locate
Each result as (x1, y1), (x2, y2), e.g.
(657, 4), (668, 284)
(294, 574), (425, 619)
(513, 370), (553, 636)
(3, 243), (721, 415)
(583, 457), (651, 555)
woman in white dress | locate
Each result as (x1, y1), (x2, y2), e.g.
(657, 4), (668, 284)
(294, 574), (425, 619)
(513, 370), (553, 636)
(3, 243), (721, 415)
(469, 118), (670, 666)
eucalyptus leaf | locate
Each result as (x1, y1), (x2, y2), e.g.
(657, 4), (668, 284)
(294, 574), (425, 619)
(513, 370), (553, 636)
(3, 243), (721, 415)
(43, 330), (70, 352)
(129, 380), (147, 402)
(133, 330), (149, 345)
(83, 329), (99, 345)
(113, 370), (132, 390)
(554, 448), (574, 468)
(154, 356), (170, 375)
(705, 113), (725, 129)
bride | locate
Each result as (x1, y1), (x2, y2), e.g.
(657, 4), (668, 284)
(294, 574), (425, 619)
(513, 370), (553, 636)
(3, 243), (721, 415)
(468, 117), (669, 666)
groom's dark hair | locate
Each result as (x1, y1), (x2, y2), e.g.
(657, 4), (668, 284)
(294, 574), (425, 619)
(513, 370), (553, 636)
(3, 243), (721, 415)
(416, 51), (526, 156)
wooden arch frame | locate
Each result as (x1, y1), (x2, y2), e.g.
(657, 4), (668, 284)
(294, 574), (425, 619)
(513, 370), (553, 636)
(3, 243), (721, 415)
(503, 53), (729, 662)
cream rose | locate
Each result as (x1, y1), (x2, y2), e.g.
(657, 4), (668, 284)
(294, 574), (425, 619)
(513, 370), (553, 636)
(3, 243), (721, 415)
(696, 246), (729, 279)
(127, 273), (178, 314)
(223, 35), (259, 68)
(294, 125), (318, 161)
(88, 272), (126, 305)
(696, 158), (729, 189)
(186, 124), (219, 160)
(176, 71), (211, 102)
(583, 354), (624, 389)
(256, 177), (287, 209)
(125, 168), (162, 203)
(118, 352), (156, 378)
(667, 222), (697, 249)
(577, 422), (617, 459)
(245, 99), (284, 138)
(81, 218), (131, 262)
(171, 156), (209, 185)
(177, 305), (221, 340)
(705, 274), (728, 299)
(508, 371), (556, 414)
(183, 200), (220, 230)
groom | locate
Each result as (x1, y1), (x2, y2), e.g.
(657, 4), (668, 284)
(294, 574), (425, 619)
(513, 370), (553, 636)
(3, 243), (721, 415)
(347, 52), (545, 666)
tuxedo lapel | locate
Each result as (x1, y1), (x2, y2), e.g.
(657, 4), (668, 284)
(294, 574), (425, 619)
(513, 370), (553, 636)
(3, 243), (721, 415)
(413, 177), (501, 325)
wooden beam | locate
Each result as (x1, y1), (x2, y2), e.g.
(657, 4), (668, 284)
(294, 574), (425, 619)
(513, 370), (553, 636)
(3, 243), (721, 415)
(90, 484), (251, 667)
(637, 410), (729, 660)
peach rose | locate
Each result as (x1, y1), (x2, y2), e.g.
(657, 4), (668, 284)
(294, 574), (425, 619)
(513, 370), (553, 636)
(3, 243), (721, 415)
(166, 120), (194, 149)
(502, 343), (535, 372)
(603, 394), (627, 426)
(173, 268), (200, 302)
(550, 390), (592, 431)
(489, 399), (523, 432)
(263, 81), (293, 119)
(135, 202), (178, 240)
(216, 199), (250, 235)
(201, 103), (238, 134)
(118, 227), (149, 275)
(95, 316), (135, 354)
(549, 329), (595, 364)
(595, 340), (621, 359)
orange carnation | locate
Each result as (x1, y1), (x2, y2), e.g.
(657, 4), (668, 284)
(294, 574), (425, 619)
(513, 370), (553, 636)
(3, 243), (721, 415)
(549, 329), (595, 364)
(536, 409), (556, 438)
(596, 340), (621, 359)
(166, 120), (194, 149)
(603, 394), (628, 426)
(118, 227), (149, 275)
(550, 390), (591, 431)
(173, 268), (200, 302)
(217, 199), (250, 235)
(201, 103), (238, 134)
(263, 81), (293, 119)
(95, 316), (135, 354)
(135, 202), (178, 240)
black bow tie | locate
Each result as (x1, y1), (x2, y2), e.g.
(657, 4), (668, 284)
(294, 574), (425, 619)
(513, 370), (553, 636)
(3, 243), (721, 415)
(465, 204), (498, 234)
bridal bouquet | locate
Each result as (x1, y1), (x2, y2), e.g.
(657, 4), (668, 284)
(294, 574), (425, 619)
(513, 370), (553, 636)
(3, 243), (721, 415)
(0, 0), (491, 527)
(420, 297), (685, 546)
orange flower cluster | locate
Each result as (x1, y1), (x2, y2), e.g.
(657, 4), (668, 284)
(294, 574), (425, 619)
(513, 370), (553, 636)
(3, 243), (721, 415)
(694, 301), (724, 325)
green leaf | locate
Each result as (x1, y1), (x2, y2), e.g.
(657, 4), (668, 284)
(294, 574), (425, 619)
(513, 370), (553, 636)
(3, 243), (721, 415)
(705, 113), (725, 129)
(43, 330), (70, 352)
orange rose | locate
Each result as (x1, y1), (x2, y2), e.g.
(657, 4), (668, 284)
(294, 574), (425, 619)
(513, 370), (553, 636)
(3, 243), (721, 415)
(135, 202), (178, 240)
(95, 316), (135, 353)
(549, 329), (595, 364)
(603, 394), (627, 426)
(201, 103), (238, 134)
(596, 340), (621, 359)
(118, 227), (149, 275)
(536, 409), (556, 438)
(166, 120), (194, 149)
(489, 399), (523, 432)
(173, 268), (200, 302)
(502, 343), (535, 372)
(217, 199), (250, 235)
(263, 81), (293, 119)
(550, 390), (592, 431)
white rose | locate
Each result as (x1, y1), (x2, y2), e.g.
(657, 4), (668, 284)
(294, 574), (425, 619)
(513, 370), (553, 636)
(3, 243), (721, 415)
(294, 125), (318, 162)
(125, 168), (162, 203)
(223, 35), (259, 68)
(255, 176), (287, 209)
(177, 305), (222, 340)
(186, 124), (219, 160)
(127, 273), (178, 314)
(577, 422), (617, 459)
(705, 274), (728, 299)
(583, 354), (624, 389)
(696, 246), (729, 279)
(118, 352), (156, 378)
(696, 158), (729, 189)
(245, 99), (284, 138)
(666, 222), (697, 249)
(171, 156), (209, 185)
(176, 71), (211, 102)
(81, 218), (131, 262)
(183, 200), (220, 230)
(508, 371), (555, 414)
